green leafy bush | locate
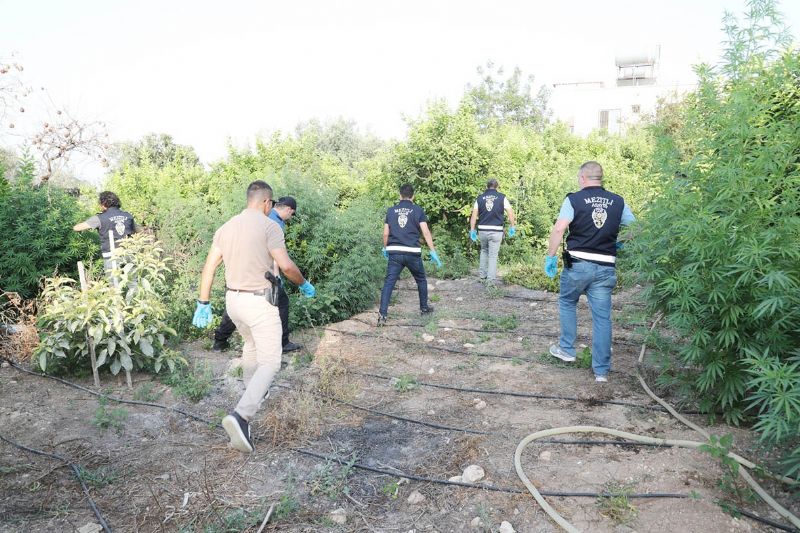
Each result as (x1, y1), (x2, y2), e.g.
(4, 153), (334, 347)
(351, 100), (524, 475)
(34, 234), (179, 375)
(0, 181), (97, 298)
(633, 0), (799, 476)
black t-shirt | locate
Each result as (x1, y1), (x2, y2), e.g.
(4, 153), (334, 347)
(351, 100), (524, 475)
(385, 199), (427, 256)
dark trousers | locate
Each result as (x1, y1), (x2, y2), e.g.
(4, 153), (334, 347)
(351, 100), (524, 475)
(379, 253), (428, 316)
(215, 284), (290, 346)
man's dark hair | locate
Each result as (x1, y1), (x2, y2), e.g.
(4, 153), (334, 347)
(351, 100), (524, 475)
(486, 179), (499, 189)
(246, 180), (273, 202)
(399, 184), (414, 199)
(99, 191), (121, 209)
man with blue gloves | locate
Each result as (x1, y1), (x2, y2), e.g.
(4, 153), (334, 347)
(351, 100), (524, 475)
(212, 196), (303, 354)
(193, 181), (315, 453)
(544, 162), (635, 383)
(469, 179), (517, 284)
(378, 183), (441, 326)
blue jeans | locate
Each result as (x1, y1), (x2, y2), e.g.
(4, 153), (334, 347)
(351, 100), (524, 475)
(558, 260), (617, 377)
(379, 254), (428, 316)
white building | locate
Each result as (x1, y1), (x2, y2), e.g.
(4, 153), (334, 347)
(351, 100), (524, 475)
(549, 48), (696, 135)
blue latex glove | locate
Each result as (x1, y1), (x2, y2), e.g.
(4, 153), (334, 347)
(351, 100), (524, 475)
(615, 241), (624, 250)
(192, 301), (212, 328)
(469, 229), (478, 242)
(299, 280), (316, 298)
(544, 255), (558, 279)
(382, 247), (389, 259)
(429, 250), (443, 268)
(508, 226), (517, 238)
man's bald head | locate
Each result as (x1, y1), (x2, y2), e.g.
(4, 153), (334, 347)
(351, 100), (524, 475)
(579, 161), (603, 183)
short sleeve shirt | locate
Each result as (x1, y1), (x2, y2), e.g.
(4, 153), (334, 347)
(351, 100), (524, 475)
(83, 215), (102, 229)
(212, 208), (286, 290)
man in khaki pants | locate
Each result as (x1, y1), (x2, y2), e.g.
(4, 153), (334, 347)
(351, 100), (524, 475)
(192, 180), (316, 453)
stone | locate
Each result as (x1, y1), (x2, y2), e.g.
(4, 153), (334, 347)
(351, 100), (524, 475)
(428, 367), (435, 374)
(155, 473), (170, 481)
(470, 517), (483, 528)
(474, 400), (487, 410)
(407, 490), (425, 504)
(443, 327), (452, 331)
(9, 380), (17, 385)
(427, 410), (435, 415)
(456, 297), (464, 302)
(1, 361), (9, 368)
(329, 508), (347, 525)
(462, 465), (485, 483)
(437, 339), (447, 344)
(448, 475), (463, 482)
(463, 343), (475, 348)
(78, 524), (102, 533)
(499, 521), (516, 533)
(422, 334), (435, 342)
(539, 450), (552, 461)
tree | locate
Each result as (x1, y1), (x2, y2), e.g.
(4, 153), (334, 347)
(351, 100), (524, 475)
(465, 62), (551, 131)
(111, 133), (200, 170)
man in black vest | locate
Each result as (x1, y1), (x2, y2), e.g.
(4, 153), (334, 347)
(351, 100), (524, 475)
(73, 191), (137, 273)
(469, 179), (517, 283)
(378, 183), (442, 326)
(543, 162), (636, 383)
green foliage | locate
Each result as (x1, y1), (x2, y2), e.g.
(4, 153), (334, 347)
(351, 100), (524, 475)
(77, 465), (118, 488)
(381, 479), (401, 499)
(309, 455), (357, 499)
(596, 482), (638, 525)
(465, 61), (550, 130)
(34, 234), (178, 375)
(161, 360), (213, 402)
(0, 181), (97, 298)
(576, 346), (592, 369)
(481, 313), (519, 331)
(92, 396), (128, 432)
(633, 0), (800, 473)
(393, 374), (418, 392)
(504, 261), (560, 292)
(133, 382), (163, 402)
(112, 133), (200, 171)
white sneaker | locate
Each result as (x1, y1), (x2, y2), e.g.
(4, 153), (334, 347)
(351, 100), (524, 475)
(595, 375), (608, 383)
(549, 345), (576, 362)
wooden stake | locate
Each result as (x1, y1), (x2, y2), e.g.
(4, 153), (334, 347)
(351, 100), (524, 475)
(108, 232), (133, 389)
(78, 261), (101, 388)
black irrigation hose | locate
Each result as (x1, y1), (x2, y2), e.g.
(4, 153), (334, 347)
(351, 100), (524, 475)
(352, 317), (646, 348)
(294, 448), (687, 500)
(0, 433), (112, 533)
(1, 357), (217, 427)
(4, 357), (791, 531)
(324, 326), (531, 362)
(353, 370), (675, 414)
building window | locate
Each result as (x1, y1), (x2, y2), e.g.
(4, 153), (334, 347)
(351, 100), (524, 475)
(632, 104), (641, 114)
(599, 110), (609, 130)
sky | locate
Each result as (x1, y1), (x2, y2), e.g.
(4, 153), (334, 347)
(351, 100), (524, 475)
(2, 0), (799, 179)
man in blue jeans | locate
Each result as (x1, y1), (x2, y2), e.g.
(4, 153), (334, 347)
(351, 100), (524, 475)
(378, 184), (442, 326)
(544, 161), (636, 382)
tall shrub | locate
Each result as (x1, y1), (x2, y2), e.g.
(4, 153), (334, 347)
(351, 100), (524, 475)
(632, 0), (800, 476)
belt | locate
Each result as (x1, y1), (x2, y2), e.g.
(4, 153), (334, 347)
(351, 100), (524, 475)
(226, 287), (268, 296)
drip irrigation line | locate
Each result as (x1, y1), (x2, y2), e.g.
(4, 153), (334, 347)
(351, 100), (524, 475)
(352, 370), (676, 414)
(324, 326), (527, 362)
(1, 357), (217, 427)
(0, 433), (112, 533)
(293, 448), (687, 500)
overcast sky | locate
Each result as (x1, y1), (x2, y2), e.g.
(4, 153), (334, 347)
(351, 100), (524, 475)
(2, 0), (799, 175)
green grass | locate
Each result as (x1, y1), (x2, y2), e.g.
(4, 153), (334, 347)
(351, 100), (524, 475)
(393, 374), (418, 392)
(481, 313), (519, 331)
(309, 455), (357, 499)
(161, 361), (214, 402)
(77, 466), (118, 489)
(133, 382), (163, 402)
(92, 397), (128, 432)
(596, 482), (638, 525)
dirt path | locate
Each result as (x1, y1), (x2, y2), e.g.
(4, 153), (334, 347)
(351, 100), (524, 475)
(1, 277), (796, 532)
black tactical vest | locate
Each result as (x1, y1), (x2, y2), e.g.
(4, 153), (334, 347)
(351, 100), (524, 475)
(565, 187), (624, 266)
(476, 190), (506, 232)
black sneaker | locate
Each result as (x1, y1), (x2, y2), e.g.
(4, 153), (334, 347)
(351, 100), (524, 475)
(420, 306), (435, 315)
(212, 339), (230, 352)
(282, 341), (302, 353)
(377, 314), (387, 327)
(222, 411), (254, 453)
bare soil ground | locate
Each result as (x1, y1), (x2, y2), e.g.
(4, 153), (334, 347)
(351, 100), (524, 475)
(1, 275), (797, 532)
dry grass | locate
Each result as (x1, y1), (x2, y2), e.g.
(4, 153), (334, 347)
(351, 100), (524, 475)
(261, 387), (326, 448)
(314, 353), (358, 402)
(0, 291), (38, 363)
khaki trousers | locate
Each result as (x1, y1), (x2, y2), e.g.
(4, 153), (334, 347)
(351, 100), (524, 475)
(225, 291), (282, 420)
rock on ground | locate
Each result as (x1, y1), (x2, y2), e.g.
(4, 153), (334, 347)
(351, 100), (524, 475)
(462, 465), (485, 483)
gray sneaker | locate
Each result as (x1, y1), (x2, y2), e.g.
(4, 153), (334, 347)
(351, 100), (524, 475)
(595, 375), (608, 383)
(549, 344), (576, 362)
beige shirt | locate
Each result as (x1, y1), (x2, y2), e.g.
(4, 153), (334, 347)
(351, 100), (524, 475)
(212, 208), (285, 290)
